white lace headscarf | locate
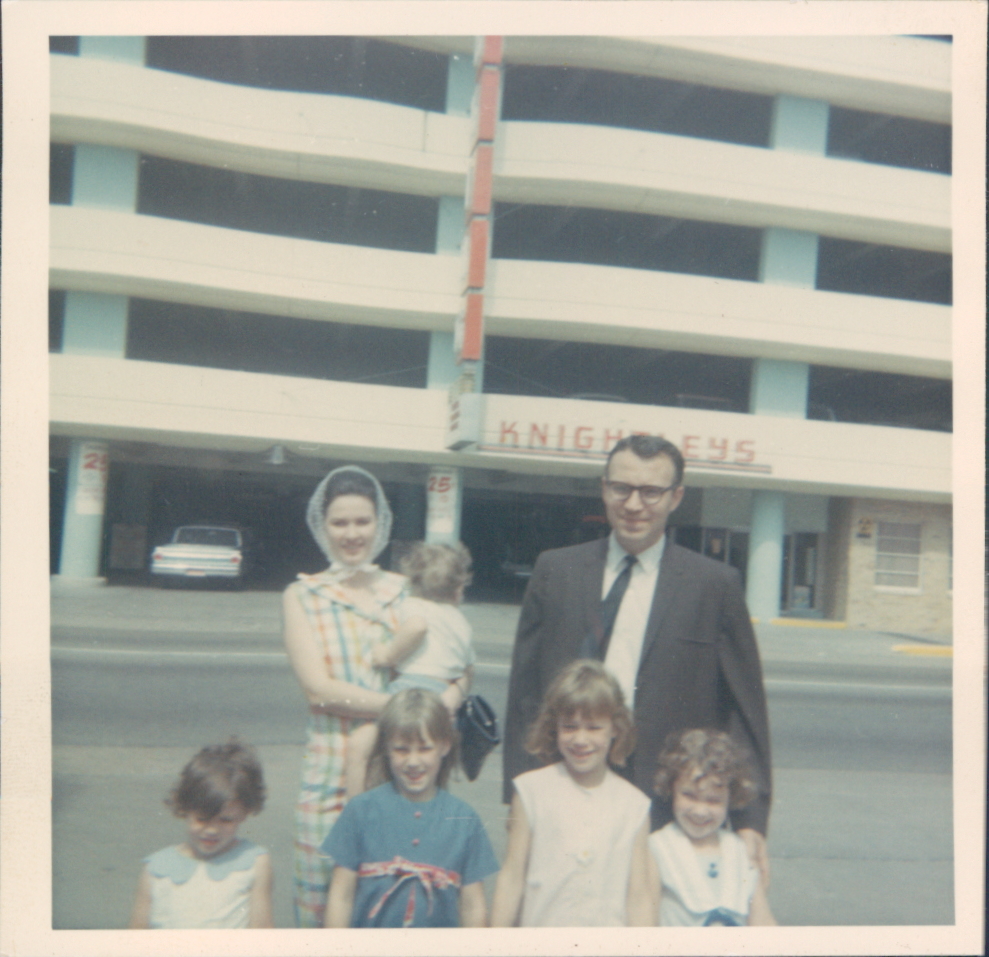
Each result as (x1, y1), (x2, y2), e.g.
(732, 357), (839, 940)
(305, 465), (393, 576)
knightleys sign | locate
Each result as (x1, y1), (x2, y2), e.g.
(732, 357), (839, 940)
(481, 420), (771, 474)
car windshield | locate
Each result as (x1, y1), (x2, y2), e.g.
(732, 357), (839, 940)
(174, 528), (240, 547)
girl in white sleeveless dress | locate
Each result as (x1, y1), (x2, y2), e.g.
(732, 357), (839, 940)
(491, 660), (653, 926)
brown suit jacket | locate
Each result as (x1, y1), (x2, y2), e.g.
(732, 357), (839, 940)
(502, 537), (772, 834)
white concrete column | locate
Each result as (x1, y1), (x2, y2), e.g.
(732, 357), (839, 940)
(56, 440), (110, 584)
(746, 490), (786, 621)
(425, 466), (462, 545)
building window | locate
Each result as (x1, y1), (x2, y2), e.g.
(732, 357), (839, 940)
(816, 238), (951, 305)
(501, 65), (773, 148)
(808, 366), (952, 433)
(50, 143), (74, 205)
(827, 107), (951, 175)
(483, 335), (752, 411)
(145, 37), (448, 112)
(49, 36), (79, 55)
(492, 203), (762, 282)
(49, 289), (66, 352)
(126, 298), (430, 387)
(137, 155), (439, 253)
(875, 521), (922, 588)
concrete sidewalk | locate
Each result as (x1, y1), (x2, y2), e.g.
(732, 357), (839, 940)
(51, 581), (952, 683)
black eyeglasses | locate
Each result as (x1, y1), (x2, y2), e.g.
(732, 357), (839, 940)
(603, 480), (678, 505)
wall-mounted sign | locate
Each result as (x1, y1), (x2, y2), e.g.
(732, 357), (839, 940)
(426, 467), (459, 540)
(481, 420), (768, 474)
(73, 441), (109, 515)
(446, 371), (483, 450)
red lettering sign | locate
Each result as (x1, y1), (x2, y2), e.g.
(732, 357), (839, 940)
(734, 440), (755, 464)
(574, 427), (593, 450)
(708, 437), (728, 461)
(529, 423), (549, 448)
(499, 421), (519, 445)
(427, 475), (453, 494)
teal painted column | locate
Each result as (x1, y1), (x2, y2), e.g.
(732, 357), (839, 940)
(770, 95), (829, 155)
(747, 490), (787, 621)
(423, 52), (477, 547)
(55, 39), (145, 583)
(429, 197), (472, 391)
(745, 94), (829, 617)
(749, 358), (809, 419)
(79, 35), (146, 64)
(57, 440), (111, 582)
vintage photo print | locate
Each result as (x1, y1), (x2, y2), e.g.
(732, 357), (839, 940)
(1, 1), (985, 955)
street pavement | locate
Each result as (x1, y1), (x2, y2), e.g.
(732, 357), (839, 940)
(50, 580), (953, 680)
(49, 582), (954, 928)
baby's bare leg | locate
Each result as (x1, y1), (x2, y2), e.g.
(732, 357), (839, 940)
(345, 722), (379, 799)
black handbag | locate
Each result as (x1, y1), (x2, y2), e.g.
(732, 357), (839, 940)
(456, 694), (500, 782)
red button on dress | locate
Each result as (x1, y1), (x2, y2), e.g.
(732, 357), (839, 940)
(414, 811), (422, 819)
(412, 838), (420, 846)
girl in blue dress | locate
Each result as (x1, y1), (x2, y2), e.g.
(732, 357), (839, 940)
(322, 688), (499, 927)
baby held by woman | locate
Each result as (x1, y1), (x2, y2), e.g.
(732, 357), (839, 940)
(345, 542), (475, 798)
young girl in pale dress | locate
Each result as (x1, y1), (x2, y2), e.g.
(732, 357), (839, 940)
(129, 741), (272, 928)
(491, 659), (653, 926)
(649, 728), (776, 926)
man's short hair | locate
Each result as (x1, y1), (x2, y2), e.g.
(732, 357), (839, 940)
(605, 435), (685, 487)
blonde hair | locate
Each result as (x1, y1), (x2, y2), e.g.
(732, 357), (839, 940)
(524, 659), (635, 766)
(399, 542), (472, 603)
(366, 688), (459, 790)
(653, 728), (758, 809)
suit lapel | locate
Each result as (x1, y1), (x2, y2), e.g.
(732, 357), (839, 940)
(577, 538), (608, 658)
(639, 539), (684, 666)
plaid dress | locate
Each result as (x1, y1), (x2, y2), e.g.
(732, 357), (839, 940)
(288, 568), (406, 927)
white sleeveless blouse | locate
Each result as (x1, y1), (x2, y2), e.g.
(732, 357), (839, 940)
(514, 762), (650, 926)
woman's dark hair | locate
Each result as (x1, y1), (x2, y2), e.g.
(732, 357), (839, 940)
(167, 740), (266, 819)
(653, 728), (757, 809)
(321, 468), (378, 516)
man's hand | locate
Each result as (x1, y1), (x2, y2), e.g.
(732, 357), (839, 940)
(737, 828), (770, 889)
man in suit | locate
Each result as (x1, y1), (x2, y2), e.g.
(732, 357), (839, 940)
(503, 435), (772, 876)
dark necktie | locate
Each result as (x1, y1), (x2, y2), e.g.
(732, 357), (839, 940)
(599, 554), (637, 658)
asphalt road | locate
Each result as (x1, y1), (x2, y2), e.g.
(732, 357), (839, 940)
(51, 631), (952, 775)
(51, 628), (953, 928)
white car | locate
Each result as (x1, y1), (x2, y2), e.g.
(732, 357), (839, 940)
(151, 526), (245, 585)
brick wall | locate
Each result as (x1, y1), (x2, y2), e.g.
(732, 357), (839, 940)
(840, 497), (952, 637)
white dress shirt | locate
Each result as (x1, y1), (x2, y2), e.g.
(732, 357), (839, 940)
(602, 533), (666, 707)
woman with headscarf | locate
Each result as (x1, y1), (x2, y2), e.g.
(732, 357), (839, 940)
(282, 466), (404, 928)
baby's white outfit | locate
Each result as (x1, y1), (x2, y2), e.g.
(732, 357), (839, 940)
(649, 822), (758, 926)
(387, 596), (475, 692)
(144, 839), (267, 929)
(513, 762), (651, 926)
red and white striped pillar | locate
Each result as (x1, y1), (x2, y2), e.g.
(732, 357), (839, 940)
(446, 36), (502, 452)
